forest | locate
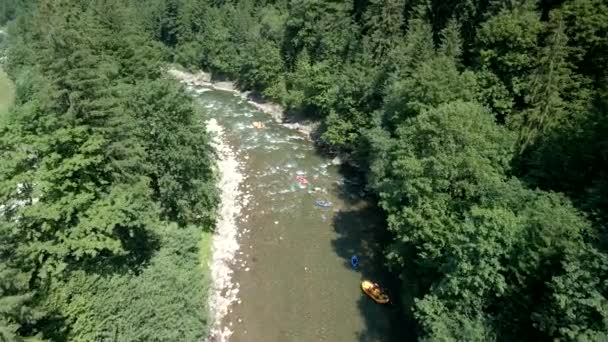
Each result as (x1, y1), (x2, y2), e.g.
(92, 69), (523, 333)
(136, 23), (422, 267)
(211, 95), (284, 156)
(0, 0), (218, 340)
(1, 0), (608, 340)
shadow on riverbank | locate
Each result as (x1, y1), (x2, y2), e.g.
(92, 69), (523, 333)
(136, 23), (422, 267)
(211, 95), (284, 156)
(329, 165), (416, 342)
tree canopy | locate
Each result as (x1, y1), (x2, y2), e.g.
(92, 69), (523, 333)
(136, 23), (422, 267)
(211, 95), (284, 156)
(1, 0), (607, 340)
(0, 0), (217, 340)
(145, 0), (608, 339)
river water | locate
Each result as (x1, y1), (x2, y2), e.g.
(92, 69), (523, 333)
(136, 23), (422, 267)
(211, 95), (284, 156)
(186, 86), (404, 342)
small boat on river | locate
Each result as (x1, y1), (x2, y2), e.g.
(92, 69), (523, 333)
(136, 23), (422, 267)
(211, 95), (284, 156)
(361, 280), (390, 304)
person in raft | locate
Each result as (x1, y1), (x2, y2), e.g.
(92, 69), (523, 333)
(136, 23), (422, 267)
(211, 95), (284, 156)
(372, 283), (382, 297)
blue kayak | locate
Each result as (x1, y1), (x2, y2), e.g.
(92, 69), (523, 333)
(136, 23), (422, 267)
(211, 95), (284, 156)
(351, 255), (359, 268)
(315, 200), (332, 208)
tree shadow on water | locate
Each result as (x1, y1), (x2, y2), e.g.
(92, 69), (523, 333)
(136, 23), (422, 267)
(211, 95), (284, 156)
(332, 203), (415, 342)
(330, 163), (371, 206)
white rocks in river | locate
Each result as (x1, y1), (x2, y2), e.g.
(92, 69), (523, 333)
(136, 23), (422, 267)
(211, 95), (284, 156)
(205, 118), (245, 342)
(331, 156), (343, 165)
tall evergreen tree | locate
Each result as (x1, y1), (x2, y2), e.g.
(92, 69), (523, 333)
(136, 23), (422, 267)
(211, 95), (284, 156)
(513, 11), (572, 151)
(362, 0), (405, 62)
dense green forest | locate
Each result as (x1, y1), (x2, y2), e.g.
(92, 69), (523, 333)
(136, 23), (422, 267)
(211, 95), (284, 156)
(140, 0), (606, 340)
(0, 0), (217, 340)
(2, 0), (607, 340)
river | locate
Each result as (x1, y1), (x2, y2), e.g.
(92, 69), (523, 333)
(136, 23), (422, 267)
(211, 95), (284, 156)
(183, 84), (405, 342)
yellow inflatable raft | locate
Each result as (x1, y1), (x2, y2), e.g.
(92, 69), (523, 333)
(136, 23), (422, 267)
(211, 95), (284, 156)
(361, 280), (390, 304)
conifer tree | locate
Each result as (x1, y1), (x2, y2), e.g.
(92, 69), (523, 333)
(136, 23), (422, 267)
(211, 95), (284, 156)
(362, 0), (406, 61)
(513, 11), (572, 152)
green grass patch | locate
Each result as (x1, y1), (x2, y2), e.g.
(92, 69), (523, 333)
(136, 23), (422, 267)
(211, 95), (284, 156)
(199, 230), (213, 275)
(0, 66), (14, 121)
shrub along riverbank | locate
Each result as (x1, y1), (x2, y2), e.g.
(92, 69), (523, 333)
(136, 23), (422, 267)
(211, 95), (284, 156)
(0, 1), (217, 340)
(141, 0), (608, 340)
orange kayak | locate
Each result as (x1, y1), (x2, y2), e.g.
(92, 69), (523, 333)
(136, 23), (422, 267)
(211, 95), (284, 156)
(361, 280), (390, 304)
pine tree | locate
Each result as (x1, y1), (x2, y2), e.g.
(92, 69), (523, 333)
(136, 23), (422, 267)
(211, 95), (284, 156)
(513, 11), (572, 152)
(439, 19), (463, 61)
(388, 5), (435, 78)
(284, 0), (356, 64)
(362, 0), (406, 61)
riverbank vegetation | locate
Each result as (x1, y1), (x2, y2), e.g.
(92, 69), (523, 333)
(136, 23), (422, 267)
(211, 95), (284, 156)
(143, 0), (608, 339)
(0, 67), (13, 122)
(0, 0), (217, 340)
(0, 28), (13, 122)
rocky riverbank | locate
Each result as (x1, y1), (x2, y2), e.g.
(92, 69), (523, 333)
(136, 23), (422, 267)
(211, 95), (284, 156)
(205, 118), (247, 342)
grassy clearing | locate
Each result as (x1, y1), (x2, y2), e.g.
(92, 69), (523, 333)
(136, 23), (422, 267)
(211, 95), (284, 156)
(199, 230), (213, 275)
(0, 67), (14, 122)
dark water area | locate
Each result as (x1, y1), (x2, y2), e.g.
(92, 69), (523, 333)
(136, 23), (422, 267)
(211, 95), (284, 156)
(189, 87), (408, 342)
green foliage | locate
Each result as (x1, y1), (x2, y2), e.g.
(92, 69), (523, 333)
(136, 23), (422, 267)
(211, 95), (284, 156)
(0, 68), (14, 124)
(371, 101), (515, 263)
(438, 19), (464, 61)
(284, 0), (356, 63)
(371, 100), (599, 339)
(384, 56), (479, 124)
(148, 0), (608, 338)
(238, 40), (284, 91)
(415, 296), (495, 342)
(284, 50), (336, 114)
(0, 0), (28, 26)
(2, 0), (607, 340)
(477, 2), (543, 103)
(43, 225), (211, 341)
(318, 56), (382, 152)
(475, 67), (514, 118)
(362, 0), (406, 61)
(126, 79), (217, 226)
(511, 12), (585, 152)
(0, 0), (217, 339)
(561, 0), (608, 83)
(0, 261), (40, 341)
(388, 10), (435, 78)
(533, 247), (608, 340)
(516, 92), (608, 240)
